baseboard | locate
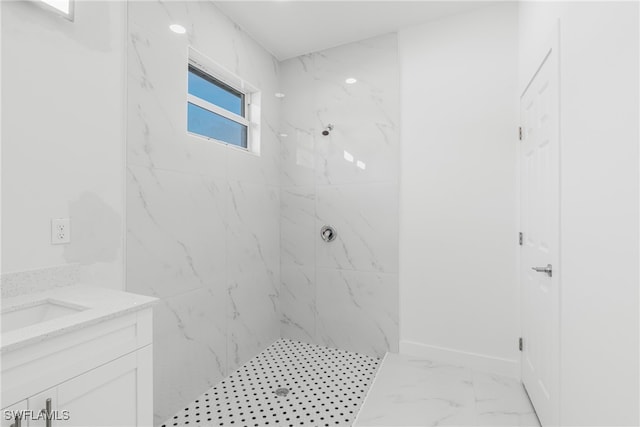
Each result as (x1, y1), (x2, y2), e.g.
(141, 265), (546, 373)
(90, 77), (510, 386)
(399, 340), (520, 379)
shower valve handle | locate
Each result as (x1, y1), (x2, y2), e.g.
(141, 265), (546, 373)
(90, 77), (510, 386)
(321, 225), (337, 242)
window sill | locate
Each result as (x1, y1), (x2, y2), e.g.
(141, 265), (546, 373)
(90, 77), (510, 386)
(187, 131), (260, 157)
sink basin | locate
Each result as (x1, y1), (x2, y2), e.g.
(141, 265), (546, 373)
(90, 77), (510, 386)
(1, 299), (87, 333)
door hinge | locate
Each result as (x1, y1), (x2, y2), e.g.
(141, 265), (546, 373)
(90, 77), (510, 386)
(519, 337), (524, 351)
(518, 232), (523, 246)
(518, 126), (523, 141)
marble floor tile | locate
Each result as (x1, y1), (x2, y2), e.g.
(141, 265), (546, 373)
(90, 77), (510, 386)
(473, 371), (539, 426)
(355, 353), (540, 427)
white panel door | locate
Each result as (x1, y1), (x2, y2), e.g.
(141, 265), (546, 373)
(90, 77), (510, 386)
(520, 44), (560, 427)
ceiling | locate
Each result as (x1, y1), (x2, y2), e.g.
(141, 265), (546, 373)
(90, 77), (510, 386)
(213, 1), (497, 61)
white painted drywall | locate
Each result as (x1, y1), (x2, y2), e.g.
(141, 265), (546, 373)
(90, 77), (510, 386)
(398, 3), (520, 377)
(519, 2), (639, 425)
(1, 1), (126, 289)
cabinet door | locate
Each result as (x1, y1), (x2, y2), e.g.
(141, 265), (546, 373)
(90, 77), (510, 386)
(57, 350), (145, 427)
(27, 346), (152, 427)
(1, 401), (27, 427)
(29, 387), (59, 426)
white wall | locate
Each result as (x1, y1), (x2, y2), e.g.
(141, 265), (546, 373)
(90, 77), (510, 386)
(398, 3), (520, 377)
(1, 1), (126, 290)
(519, 2), (639, 425)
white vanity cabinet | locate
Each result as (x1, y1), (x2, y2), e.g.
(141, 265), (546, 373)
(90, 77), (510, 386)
(27, 346), (151, 427)
(1, 287), (156, 427)
(1, 401), (27, 427)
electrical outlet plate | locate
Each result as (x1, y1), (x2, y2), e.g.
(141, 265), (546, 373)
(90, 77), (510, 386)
(51, 218), (71, 245)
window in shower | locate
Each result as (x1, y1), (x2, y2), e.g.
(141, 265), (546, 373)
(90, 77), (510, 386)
(187, 48), (261, 153)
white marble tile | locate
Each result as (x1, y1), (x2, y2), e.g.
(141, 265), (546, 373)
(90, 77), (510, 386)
(280, 266), (316, 344)
(226, 268), (280, 373)
(316, 183), (399, 274)
(129, 0), (279, 89)
(312, 34), (399, 186)
(127, 17), (229, 179)
(128, 1), (280, 183)
(152, 287), (227, 424)
(356, 354), (475, 426)
(227, 181), (280, 274)
(473, 372), (540, 426)
(314, 122), (399, 187)
(278, 34), (400, 360)
(280, 55), (318, 188)
(316, 268), (398, 358)
(280, 131), (317, 188)
(182, 1), (280, 96)
(281, 186), (316, 267)
(476, 409), (541, 426)
(226, 132), (281, 187)
(226, 181), (280, 372)
(355, 353), (541, 427)
(279, 35), (399, 188)
(127, 0), (283, 422)
(279, 55), (317, 127)
(126, 165), (227, 299)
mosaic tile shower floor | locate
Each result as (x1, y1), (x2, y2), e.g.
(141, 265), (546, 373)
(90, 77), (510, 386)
(162, 339), (380, 427)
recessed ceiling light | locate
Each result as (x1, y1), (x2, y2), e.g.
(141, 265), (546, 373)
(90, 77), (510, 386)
(279, 133), (288, 138)
(169, 24), (186, 34)
(356, 160), (366, 170)
(345, 77), (357, 85)
(275, 92), (286, 98)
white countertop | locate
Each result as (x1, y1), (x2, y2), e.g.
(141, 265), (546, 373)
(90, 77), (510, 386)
(1, 285), (158, 353)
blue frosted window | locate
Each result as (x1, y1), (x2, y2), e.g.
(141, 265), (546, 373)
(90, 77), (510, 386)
(187, 64), (248, 149)
(188, 103), (247, 148)
(188, 66), (244, 115)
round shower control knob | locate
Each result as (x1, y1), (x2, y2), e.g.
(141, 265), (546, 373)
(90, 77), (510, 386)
(320, 225), (337, 242)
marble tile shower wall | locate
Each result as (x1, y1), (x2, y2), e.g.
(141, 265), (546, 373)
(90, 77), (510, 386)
(279, 34), (400, 358)
(125, 1), (280, 423)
